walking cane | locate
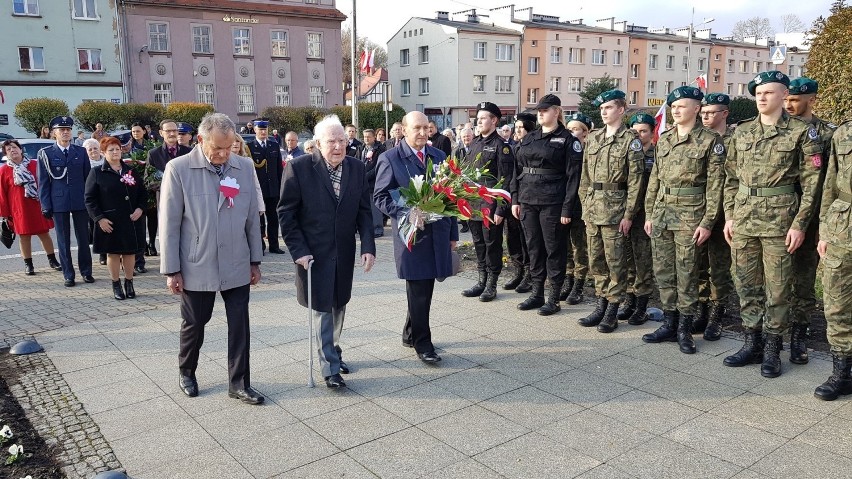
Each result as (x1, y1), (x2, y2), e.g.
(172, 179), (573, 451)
(306, 259), (315, 388)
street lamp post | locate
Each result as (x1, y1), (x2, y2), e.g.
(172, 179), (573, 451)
(687, 9), (714, 85)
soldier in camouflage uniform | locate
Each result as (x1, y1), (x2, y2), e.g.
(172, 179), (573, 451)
(815, 120), (852, 400)
(722, 71), (823, 378)
(784, 77), (836, 365)
(560, 112), (593, 305)
(578, 90), (644, 333)
(641, 86), (726, 354)
(695, 93), (736, 341)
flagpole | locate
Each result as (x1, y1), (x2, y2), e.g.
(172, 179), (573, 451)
(350, 0), (359, 130)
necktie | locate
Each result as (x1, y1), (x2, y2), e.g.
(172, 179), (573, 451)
(62, 149), (68, 159)
(213, 164), (223, 180)
(416, 150), (425, 165)
(261, 141), (266, 149)
(168, 146), (176, 158)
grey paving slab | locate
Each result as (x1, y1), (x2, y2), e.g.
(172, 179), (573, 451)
(592, 389), (704, 435)
(607, 436), (743, 479)
(110, 418), (221, 474)
(268, 380), (368, 420)
(133, 446), (253, 479)
(429, 367), (526, 402)
(482, 350), (573, 383)
(372, 381), (474, 425)
(529, 338), (620, 369)
(418, 404), (530, 456)
(576, 463), (639, 479)
(710, 392), (827, 439)
(751, 440), (852, 477)
(61, 358), (146, 392)
(347, 427), (466, 479)
(636, 370), (745, 412)
(341, 362), (426, 399)
(479, 385), (583, 430)
(304, 401), (410, 450)
(89, 395), (187, 442)
(390, 352), (479, 381)
(425, 458), (504, 478)
(227, 421), (340, 477)
(196, 400), (299, 442)
(473, 432), (600, 479)
(797, 416), (852, 460)
(533, 368), (633, 408)
(748, 359), (844, 414)
(73, 374), (166, 415)
(538, 409), (655, 462)
(581, 352), (672, 388)
(274, 452), (379, 478)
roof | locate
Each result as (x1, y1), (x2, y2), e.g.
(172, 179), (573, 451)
(123, 0), (347, 21)
(345, 68), (388, 101)
(418, 17), (521, 36)
(517, 20), (628, 36)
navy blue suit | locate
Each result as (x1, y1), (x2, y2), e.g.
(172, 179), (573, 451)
(37, 143), (92, 281)
(249, 138), (284, 251)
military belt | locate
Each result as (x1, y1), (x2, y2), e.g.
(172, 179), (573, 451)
(662, 186), (704, 196)
(838, 191), (852, 203)
(738, 184), (796, 197)
(592, 182), (627, 191)
(523, 167), (560, 175)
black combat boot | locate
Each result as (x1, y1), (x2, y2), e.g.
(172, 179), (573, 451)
(677, 314), (697, 354)
(112, 280), (126, 300)
(642, 310), (679, 343)
(627, 294), (650, 325)
(723, 329), (764, 367)
(789, 323), (809, 365)
(479, 273), (499, 302)
(692, 301), (710, 333)
(597, 302), (620, 333)
(579, 297), (608, 327)
(503, 266), (524, 290)
(47, 253), (62, 271)
(539, 285), (562, 316)
(515, 268), (533, 293)
(462, 269), (487, 297)
(617, 293), (636, 321)
(761, 333), (783, 378)
(815, 354), (852, 401)
(703, 300), (725, 341)
(24, 258), (35, 276)
(124, 278), (136, 299)
(559, 275), (575, 301)
(518, 282), (545, 311)
(566, 277), (585, 305)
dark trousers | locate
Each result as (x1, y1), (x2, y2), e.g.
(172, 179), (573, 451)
(145, 206), (158, 247)
(53, 210), (92, 281)
(179, 284), (251, 391)
(505, 214), (529, 268)
(469, 219), (504, 275)
(260, 196), (280, 249)
(134, 213), (146, 269)
(404, 279), (436, 353)
(520, 203), (567, 288)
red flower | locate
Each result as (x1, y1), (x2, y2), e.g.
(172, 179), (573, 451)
(478, 185), (494, 204)
(444, 187), (457, 201)
(463, 183), (477, 194)
(481, 208), (491, 228)
(432, 183), (443, 193)
(457, 198), (472, 219)
(447, 158), (461, 175)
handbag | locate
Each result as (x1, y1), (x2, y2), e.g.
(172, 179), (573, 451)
(1, 218), (15, 249)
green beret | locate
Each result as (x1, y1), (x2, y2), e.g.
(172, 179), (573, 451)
(703, 93), (730, 106)
(788, 77), (818, 95)
(629, 113), (656, 128)
(747, 70), (790, 96)
(593, 89), (626, 107)
(666, 86), (704, 106)
(566, 112), (594, 130)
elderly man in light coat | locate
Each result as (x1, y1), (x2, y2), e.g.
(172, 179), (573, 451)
(159, 112), (265, 405)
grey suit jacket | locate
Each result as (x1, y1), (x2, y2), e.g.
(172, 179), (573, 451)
(158, 147), (262, 291)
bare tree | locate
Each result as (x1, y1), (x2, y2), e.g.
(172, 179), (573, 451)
(731, 17), (775, 41)
(780, 14), (806, 33)
(341, 27), (388, 88)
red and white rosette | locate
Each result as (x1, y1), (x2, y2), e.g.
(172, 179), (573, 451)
(220, 176), (240, 208)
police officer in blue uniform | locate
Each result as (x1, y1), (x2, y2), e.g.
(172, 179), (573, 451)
(38, 116), (94, 287)
(248, 119), (285, 254)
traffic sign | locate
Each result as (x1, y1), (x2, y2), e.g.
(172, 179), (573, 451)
(0, 114), (8, 126)
(770, 45), (787, 65)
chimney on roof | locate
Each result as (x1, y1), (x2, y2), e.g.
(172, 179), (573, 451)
(566, 18), (583, 25)
(695, 28), (712, 40)
(675, 27), (690, 38)
(467, 10), (480, 23)
(614, 20), (627, 32)
(596, 17), (615, 31)
(436, 11), (449, 20)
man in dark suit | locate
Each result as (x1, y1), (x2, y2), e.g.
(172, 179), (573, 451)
(384, 122), (404, 150)
(428, 120), (453, 157)
(345, 124), (363, 158)
(248, 119), (285, 254)
(146, 119), (192, 258)
(38, 116), (93, 287)
(374, 111), (459, 364)
(357, 128), (386, 237)
(278, 115), (376, 388)
(452, 127), (474, 160)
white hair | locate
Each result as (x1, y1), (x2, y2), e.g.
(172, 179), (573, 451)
(313, 114), (344, 142)
(460, 127), (473, 137)
(197, 112), (236, 138)
(303, 139), (316, 152)
(82, 138), (100, 149)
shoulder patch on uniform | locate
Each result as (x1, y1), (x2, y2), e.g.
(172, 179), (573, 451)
(808, 127), (818, 140)
(713, 143), (725, 155)
(629, 139), (642, 152)
(573, 141), (583, 153)
(502, 146), (510, 154)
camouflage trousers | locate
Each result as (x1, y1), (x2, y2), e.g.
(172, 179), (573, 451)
(790, 218), (820, 326)
(565, 218), (589, 278)
(698, 217), (734, 302)
(587, 224), (627, 302)
(731, 234), (792, 335)
(823, 244), (852, 355)
(624, 222), (655, 297)
(651, 228), (700, 315)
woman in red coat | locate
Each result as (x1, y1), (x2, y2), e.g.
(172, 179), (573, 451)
(0, 140), (62, 275)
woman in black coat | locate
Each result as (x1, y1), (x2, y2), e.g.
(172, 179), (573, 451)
(85, 137), (147, 300)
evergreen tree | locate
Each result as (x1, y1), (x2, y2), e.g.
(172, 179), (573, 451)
(578, 75), (618, 129)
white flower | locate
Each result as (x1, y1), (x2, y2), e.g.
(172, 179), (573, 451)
(8, 444), (22, 455)
(0, 425), (11, 439)
(412, 175), (425, 191)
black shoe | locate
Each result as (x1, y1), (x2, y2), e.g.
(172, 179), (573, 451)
(761, 333), (783, 378)
(124, 279), (136, 299)
(503, 267), (524, 290)
(559, 276), (575, 301)
(515, 269), (533, 294)
(134, 265), (147, 274)
(463, 270), (487, 297)
(627, 294), (650, 325)
(179, 373), (198, 397)
(642, 310), (679, 343)
(148, 244), (158, 256)
(339, 360), (350, 374)
(579, 297), (608, 327)
(703, 300), (725, 341)
(324, 373), (347, 388)
(518, 283), (545, 311)
(228, 387), (265, 404)
(597, 302), (620, 333)
(617, 293), (636, 321)
(677, 314), (697, 354)
(47, 254), (62, 271)
(479, 273), (499, 302)
(144, 245), (151, 256)
(269, 247), (286, 254)
(24, 259), (35, 276)
(112, 280), (126, 300)
(64, 279), (76, 287)
(723, 329), (764, 367)
(789, 323), (809, 365)
(83, 275), (95, 283)
(374, 230), (384, 237)
(566, 277), (585, 305)
(418, 351), (442, 363)
(815, 354), (852, 401)
(99, 254), (107, 265)
(460, 222), (470, 233)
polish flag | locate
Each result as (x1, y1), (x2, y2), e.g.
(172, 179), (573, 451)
(358, 51), (366, 73)
(653, 103), (666, 144)
(367, 49), (375, 73)
(695, 74), (707, 90)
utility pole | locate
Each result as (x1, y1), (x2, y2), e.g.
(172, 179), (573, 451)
(350, 0), (359, 130)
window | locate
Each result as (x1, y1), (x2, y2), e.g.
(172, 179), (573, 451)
(527, 88), (538, 105)
(698, 58), (706, 71)
(73, 0), (97, 19)
(713, 75), (720, 83)
(568, 48), (584, 64)
(613, 78), (621, 89)
(630, 64), (639, 78)
(664, 81), (673, 94)
(192, 25), (211, 54)
(727, 60), (735, 72)
(473, 75), (486, 92)
(77, 49), (102, 71)
(148, 23), (169, 52)
(739, 60), (748, 73)
(238, 84), (254, 112)
(649, 54), (658, 69)
(738, 83), (746, 95)
(567, 77), (583, 93)
(13, 0), (38, 15)
(154, 83), (172, 107)
(418, 46), (429, 64)
(474, 42), (486, 60)
(647, 80), (656, 95)
(401, 79), (411, 96)
(18, 47), (44, 71)
(274, 85), (290, 107)
(271, 30), (287, 57)
(309, 86), (324, 107)
(550, 76), (561, 93)
(528, 57), (539, 74)
(196, 84), (215, 106)
(715, 53), (721, 61)
(752, 61), (760, 73)
(233, 28), (251, 55)
(551, 46), (562, 63)
(613, 50), (623, 66)
(495, 43), (514, 61)
(629, 91), (638, 105)
(665, 55), (674, 70)
(495, 75), (513, 93)
(400, 49), (410, 66)
(419, 77), (429, 95)
(592, 49), (606, 65)
(307, 32), (323, 58)
(726, 83), (733, 95)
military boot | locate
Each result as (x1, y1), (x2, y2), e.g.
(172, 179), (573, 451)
(642, 310), (679, 343)
(597, 302), (620, 333)
(627, 294), (650, 325)
(789, 323), (809, 365)
(814, 354), (852, 401)
(503, 266), (524, 290)
(559, 275), (575, 301)
(515, 268), (533, 294)
(616, 293), (636, 321)
(761, 333), (783, 378)
(566, 277), (585, 305)
(703, 300), (725, 341)
(723, 329), (764, 367)
(479, 273), (499, 302)
(462, 269), (487, 297)
(579, 297), (608, 327)
(539, 286), (562, 316)
(677, 314), (697, 354)
(517, 282), (545, 311)
(691, 301), (710, 333)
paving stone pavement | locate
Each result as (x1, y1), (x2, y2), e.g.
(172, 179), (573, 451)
(3, 233), (852, 478)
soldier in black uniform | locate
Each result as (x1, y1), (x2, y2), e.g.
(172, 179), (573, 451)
(504, 110), (536, 292)
(461, 102), (516, 302)
(510, 94), (583, 315)
(248, 119), (285, 254)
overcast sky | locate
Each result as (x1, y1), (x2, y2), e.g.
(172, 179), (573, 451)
(342, 0), (832, 47)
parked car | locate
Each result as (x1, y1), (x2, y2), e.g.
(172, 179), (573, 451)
(17, 139), (54, 160)
(110, 129), (132, 145)
(0, 133), (14, 142)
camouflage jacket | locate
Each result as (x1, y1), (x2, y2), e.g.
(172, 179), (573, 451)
(819, 120), (852, 250)
(645, 125), (726, 231)
(723, 112), (823, 237)
(580, 125), (644, 226)
(806, 116), (838, 219)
